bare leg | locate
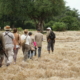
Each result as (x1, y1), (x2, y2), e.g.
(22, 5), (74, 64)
(13, 48), (19, 63)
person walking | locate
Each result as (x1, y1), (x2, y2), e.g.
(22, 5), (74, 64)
(21, 29), (31, 61)
(3, 25), (16, 66)
(0, 33), (5, 67)
(46, 27), (56, 54)
(28, 32), (35, 59)
(13, 28), (21, 64)
(35, 29), (43, 58)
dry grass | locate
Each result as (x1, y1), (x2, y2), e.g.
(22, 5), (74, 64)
(0, 31), (80, 80)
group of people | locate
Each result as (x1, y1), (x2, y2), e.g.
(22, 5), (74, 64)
(0, 25), (56, 67)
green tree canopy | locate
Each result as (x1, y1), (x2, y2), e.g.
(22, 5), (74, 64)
(26, 0), (65, 31)
(0, 0), (65, 31)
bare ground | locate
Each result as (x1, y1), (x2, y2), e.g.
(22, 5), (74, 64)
(0, 31), (80, 80)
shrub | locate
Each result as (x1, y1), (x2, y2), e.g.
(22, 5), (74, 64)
(52, 22), (67, 31)
(24, 21), (35, 29)
(44, 21), (55, 29)
(17, 27), (23, 31)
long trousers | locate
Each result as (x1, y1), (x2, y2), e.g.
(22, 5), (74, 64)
(47, 40), (54, 52)
(22, 44), (30, 61)
(35, 47), (42, 57)
(5, 45), (14, 65)
(28, 50), (33, 59)
(13, 48), (19, 62)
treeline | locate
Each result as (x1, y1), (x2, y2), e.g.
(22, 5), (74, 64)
(45, 7), (80, 31)
(0, 0), (80, 31)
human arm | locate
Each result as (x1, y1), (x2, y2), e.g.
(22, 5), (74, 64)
(13, 38), (16, 49)
(18, 34), (21, 46)
(12, 34), (16, 49)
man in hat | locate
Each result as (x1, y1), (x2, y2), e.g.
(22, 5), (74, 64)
(46, 27), (56, 54)
(21, 29), (31, 61)
(35, 29), (43, 57)
(0, 33), (5, 67)
(3, 25), (16, 66)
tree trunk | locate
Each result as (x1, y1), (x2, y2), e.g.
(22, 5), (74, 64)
(10, 20), (14, 28)
(22, 20), (25, 28)
(37, 20), (44, 32)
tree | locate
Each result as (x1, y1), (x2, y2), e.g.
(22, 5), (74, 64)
(0, 0), (29, 28)
(59, 7), (80, 30)
(26, 0), (65, 32)
(0, 0), (65, 30)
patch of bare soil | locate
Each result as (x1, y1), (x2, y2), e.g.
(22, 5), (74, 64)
(0, 31), (80, 80)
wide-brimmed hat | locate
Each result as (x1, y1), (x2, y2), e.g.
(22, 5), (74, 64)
(4, 26), (11, 30)
(47, 27), (51, 30)
(24, 29), (28, 33)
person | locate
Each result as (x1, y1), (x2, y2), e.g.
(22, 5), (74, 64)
(21, 29), (31, 61)
(46, 27), (56, 54)
(0, 33), (5, 67)
(3, 25), (16, 66)
(13, 28), (21, 64)
(35, 29), (43, 58)
(28, 32), (35, 59)
(33, 40), (37, 56)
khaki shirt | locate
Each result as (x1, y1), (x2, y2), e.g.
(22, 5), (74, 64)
(35, 32), (43, 47)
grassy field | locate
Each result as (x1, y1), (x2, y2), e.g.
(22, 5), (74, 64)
(0, 31), (80, 80)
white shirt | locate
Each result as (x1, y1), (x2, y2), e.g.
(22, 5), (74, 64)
(3, 31), (15, 48)
(21, 34), (31, 45)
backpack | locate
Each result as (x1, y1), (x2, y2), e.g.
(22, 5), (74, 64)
(48, 31), (55, 40)
(21, 36), (27, 46)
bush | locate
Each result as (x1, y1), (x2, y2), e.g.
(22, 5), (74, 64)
(52, 22), (67, 31)
(70, 22), (80, 30)
(60, 16), (80, 30)
(44, 21), (55, 29)
(17, 27), (23, 31)
(24, 21), (35, 29)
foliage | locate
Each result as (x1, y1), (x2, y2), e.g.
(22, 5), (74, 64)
(24, 21), (35, 29)
(70, 20), (80, 30)
(46, 6), (80, 31)
(44, 20), (55, 29)
(52, 22), (67, 31)
(60, 16), (80, 30)
(27, 0), (65, 31)
(17, 27), (23, 31)
(0, 0), (80, 31)
(0, 0), (65, 31)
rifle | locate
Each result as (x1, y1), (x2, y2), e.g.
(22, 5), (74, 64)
(2, 49), (8, 60)
(0, 40), (8, 60)
(0, 46), (8, 60)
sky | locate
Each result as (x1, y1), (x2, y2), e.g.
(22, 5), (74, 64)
(65, 0), (80, 13)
